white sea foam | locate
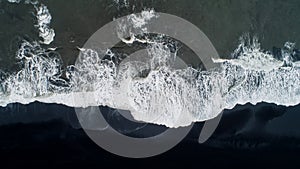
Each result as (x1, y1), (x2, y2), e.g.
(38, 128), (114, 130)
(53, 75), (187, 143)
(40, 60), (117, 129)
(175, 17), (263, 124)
(117, 9), (158, 43)
(0, 35), (299, 128)
(0, 9), (299, 127)
(6, 0), (55, 44)
(34, 4), (55, 44)
(7, 0), (21, 3)
(113, 0), (129, 9)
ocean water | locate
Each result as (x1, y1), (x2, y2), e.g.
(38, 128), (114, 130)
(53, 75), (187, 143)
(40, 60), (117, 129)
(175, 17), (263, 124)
(0, 0), (300, 167)
(0, 0), (299, 127)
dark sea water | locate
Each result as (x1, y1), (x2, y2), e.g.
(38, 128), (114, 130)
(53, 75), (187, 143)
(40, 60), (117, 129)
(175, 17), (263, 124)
(0, 0), (300, 168)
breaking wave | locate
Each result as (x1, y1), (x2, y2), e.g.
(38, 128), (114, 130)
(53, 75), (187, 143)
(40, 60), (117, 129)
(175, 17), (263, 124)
(0, 35), (299, 128)
(0, 8), (299, 127)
